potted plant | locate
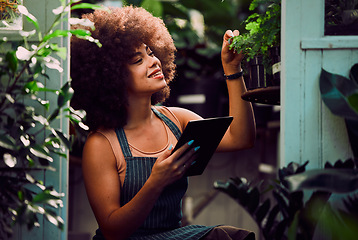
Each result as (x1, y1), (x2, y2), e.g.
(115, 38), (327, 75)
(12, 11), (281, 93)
(229, 0), (281, 89)
(0, 1), (100, 238)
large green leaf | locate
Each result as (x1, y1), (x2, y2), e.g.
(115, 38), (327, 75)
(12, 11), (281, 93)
(44, 210), (64, 230)
(32, 189), (64, 206)
(17, 5), (40, 32)
(57, 82), (74, 107)
(70, 3), (104, 11)
(320, 67), (358, 120)
(30, 144), (53, 162)
(5, 51), (18, 73)
(0, 135), (17, 151)
(141, 0), (163, 17)
(52, 129), (71, 151)
(43, 30), (71, 42)
(285, 169), (358, 193)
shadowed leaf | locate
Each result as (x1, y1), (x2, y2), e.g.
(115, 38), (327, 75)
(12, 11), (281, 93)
(320, 68), (358, 120)
(285, 169), (358, 193)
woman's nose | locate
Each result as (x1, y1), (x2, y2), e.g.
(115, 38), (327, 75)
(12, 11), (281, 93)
(149, 55), (160, 68)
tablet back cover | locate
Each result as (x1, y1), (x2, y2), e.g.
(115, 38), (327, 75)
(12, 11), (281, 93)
(174, 116), (233, 176)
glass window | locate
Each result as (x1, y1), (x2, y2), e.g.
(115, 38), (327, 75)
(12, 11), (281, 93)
(325, 0), (358, 35)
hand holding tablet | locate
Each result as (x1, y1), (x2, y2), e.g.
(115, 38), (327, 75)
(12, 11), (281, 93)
(173, 116), (233, 176)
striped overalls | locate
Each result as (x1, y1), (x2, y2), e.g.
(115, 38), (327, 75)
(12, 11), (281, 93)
(94, 108), (213, 239)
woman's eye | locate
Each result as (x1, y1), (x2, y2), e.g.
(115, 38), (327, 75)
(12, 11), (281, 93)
(148, 51), (154, 56)
(133, 58), (142, 64)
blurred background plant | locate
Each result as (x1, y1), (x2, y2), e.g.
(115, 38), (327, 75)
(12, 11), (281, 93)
(0, 0), (100, 238)
(214, 158), (358, 240)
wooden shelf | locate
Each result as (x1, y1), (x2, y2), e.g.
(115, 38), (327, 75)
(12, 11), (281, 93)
(241, 86), (280, 105)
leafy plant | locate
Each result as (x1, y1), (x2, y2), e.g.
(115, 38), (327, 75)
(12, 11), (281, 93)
(214, 158), (358, 240)
(319, 63), (358, 157)
(229, 0), (281, 69)
(0, 0), (101, 238)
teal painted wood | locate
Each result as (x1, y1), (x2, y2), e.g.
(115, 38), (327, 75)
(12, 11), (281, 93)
(282, 0), (356, 170)
(301, 37), (358, 49)
(302, 50), (323, 169)
(281, 0), (305, 167)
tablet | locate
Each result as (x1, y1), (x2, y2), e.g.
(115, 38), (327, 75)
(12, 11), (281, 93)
(173, 116), (233, 176)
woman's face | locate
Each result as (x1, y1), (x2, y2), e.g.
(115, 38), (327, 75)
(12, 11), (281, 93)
(126, 43), (166, 97)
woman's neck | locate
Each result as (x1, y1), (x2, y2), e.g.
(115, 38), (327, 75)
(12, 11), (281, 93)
(125, 96), (154, 130)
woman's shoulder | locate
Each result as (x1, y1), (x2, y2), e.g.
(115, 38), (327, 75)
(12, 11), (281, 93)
(87, 129), (116, 145)
(83, 129), (121, 169)
(154, 105), (202, 129)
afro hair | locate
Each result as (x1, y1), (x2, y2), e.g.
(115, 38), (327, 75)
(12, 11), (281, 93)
(70, 6), (176, 131)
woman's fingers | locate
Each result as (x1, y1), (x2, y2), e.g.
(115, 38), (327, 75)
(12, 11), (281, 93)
(152, 141), (200, 185)
(181, 147), (199, 171)
(170, 140), (193, 160)
(177, 145), (200, 172)
(168, 140), (199, 174)
(233, 29), (240, 36)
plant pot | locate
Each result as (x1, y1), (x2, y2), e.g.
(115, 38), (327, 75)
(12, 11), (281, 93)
(269, 46), (281, 86)
(248, 55), (265, 89)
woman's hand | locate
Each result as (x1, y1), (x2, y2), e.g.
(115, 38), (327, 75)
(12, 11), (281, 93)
(221, 30), (245, 75)
(149, 141), (198, 188)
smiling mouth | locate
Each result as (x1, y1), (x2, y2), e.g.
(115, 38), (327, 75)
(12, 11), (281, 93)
(148, 70), (164, 78)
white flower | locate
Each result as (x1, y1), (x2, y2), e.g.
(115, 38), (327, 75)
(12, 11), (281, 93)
(16, 46), (33, 61)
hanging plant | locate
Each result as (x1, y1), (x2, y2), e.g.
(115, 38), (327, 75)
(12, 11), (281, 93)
(229, 0), (281, 72)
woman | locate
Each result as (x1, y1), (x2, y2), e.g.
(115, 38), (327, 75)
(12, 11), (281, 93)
(71, 5), (256, 240)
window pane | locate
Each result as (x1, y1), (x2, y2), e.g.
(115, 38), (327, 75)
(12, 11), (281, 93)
(325, 0), (358, 35)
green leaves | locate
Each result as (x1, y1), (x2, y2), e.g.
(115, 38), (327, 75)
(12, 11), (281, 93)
(0, 135), (17, 151)
(215, 158), (358, 240)
(320, 66), (358, 120)
(70, 2), (104, 11)
(5, 51), (18, 73)
(17, 5), (39, 32)
(286, 168), (358, 193)
(320, 64), (358, 157)
(57, 81), (74, 108)
(229, 0), (281, 67)
(141, 0), (163, 17)
(0, 0), (96, 237)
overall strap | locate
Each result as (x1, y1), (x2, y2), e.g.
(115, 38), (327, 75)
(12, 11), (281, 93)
(151, 107), (181, 140)
(115, 128), (132, 158)
(115, 107), (181, 158)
